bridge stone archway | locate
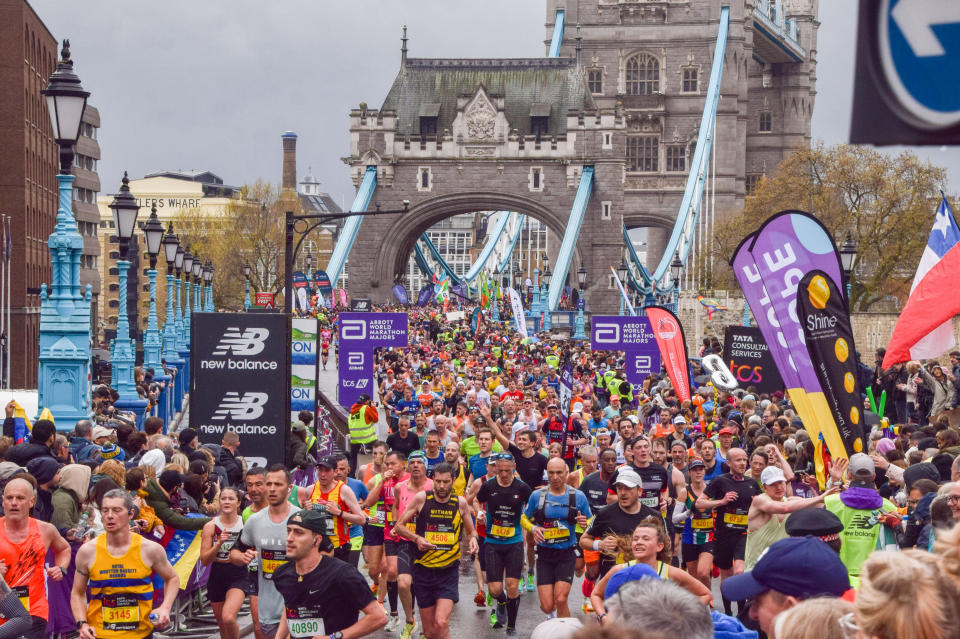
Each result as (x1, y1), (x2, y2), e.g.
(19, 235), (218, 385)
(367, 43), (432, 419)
(342, 56), (629, 315)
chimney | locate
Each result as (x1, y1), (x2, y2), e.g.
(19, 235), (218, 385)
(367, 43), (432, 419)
(281, 131), (297, 192)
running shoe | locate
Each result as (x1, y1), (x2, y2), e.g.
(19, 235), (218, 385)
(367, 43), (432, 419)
(486, 592), (495, 607)
(400, 621), (416, 639)
(386, 615), (400, 633)
(525, 574), (536, 592)
(474, 590), (486, 607)
(505, 628), (518, 638)
(491, 605), (505, 629)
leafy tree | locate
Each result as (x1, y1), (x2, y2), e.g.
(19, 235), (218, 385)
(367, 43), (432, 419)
(712, 144), (948, 311)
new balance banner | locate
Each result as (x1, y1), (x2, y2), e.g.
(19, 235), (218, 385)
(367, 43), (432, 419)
(590, 316), (660, 386)
(392, 284), (409, 305)
(731, 210), (850, 470)
(644, 307), (691, 402)
(798, 271), (866, 455)
(191, 312), (289, 467)
(722, 325), (785, 395)
(291, 318), (320, 425)
(338, 313), (408, 411)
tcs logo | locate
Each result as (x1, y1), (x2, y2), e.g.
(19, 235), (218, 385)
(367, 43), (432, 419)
(729, 361), (764, 384)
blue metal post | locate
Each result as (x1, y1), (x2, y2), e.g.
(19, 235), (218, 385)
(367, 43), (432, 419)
(543, 278), (552, 332)
(491, 282), (500, 322)
(205, 280), (214, 312)
(531, 269), (541, 333)
(244, 277), (251, 311)
(573, 294), (586, 340)
(673, 283), (680, 315)
(194, 279), (201, 313)
(37, 172), (93, 425)
(111, 259), (148, 426)
(183, 273), (192, 345)
(143, 269), (162, 371)
(162, 272), (184, 413)
(742, 299), (752, 327)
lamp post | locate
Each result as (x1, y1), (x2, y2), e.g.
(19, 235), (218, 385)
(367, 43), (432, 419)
(617, 259), (629, 315)
(182, 250), (194, 346)
(37, 40), (93, 424)
(161, 224), (185, 413)
(670, 255), (683, 314)
(174, 246), (186, 348)
(107, 173), (149, 425)
(204, 262), (214, 311)
(244, 263), (252, 311)
(542, 265), (552, 332)
(531, 268), (541, 333)
(141, 206), (170, 423)
(573, 265), (587, 340)
(192, 258), (203, 313)
(840, 232), (858, 308)
(491, 267), (501, 322)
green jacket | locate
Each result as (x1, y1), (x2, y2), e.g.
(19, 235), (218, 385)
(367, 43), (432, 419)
(144, 479), (210, 530)
(50, 487), (82, 535)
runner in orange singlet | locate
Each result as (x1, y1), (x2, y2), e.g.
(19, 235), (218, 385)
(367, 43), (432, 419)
(297, 455), (366, 562)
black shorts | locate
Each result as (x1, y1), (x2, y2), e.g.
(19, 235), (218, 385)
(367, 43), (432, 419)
(333, 545), (351, 562)
(208, 563), (254, 602)
(20, 617), (46, 639)
(484, 542), (524, 582)
(384, 539), (401, 557)
(535, 546), (577, 584)
(412, 563), (460, 609)
(384, 539), (414, 575)
(364, 524), (385, 546)
(682, 542), (715, 565)
(712, 534), (747, 570)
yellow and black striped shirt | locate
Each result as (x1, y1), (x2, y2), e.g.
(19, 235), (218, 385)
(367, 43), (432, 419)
(414, 493), (462, 568)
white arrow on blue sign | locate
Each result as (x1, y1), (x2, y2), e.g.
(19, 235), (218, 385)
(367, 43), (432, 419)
(881, 0), (960, 128)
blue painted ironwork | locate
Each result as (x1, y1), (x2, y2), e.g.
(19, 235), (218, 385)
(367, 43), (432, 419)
(143, 269), (162, 371)
(326, 167), (377, 286)
(495, 214), (526, 274)
(37, 172), (93, 425)
(110, 259), (148, 424)
(752, 0), (805, 62)
(625, 7), (729, 295)
(546, 166), (594, 311)
(549, 9), (565, 57)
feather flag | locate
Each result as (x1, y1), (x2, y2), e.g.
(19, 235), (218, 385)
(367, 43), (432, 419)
(153, 515), (206, 602)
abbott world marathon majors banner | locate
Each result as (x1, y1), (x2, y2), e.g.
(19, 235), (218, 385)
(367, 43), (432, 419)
(191, 313), (289, 467)
(338, 313), (408, 410)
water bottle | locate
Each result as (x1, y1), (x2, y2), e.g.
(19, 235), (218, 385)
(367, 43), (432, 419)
(75, 510), (91, 540)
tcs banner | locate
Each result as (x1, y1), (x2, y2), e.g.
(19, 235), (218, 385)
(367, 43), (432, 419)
(722, 325), (785, 395)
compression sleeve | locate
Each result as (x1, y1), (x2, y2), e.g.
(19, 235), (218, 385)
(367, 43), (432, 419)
(520, 514), (534, 532)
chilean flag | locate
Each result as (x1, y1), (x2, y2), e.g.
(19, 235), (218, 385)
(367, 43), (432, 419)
(883, 195), (960, 368)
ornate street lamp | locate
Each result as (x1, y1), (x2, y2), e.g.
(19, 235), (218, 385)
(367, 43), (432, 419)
(204, 261), (215, 311)
(840, 232), (858, 305)
(141, 206), (165, 371)
(107, 173), (148, 422)
(37, 40), (93, 424)
(182, 250), (194, 344)
(542, 265), (553, 331)
(531, 268), (541, 333)
(160, 224), (185, 412)
(491, 267), (501, 322)
(243, 263), (252, 311)
(192, 256), (203, 313)
(670, 254), (683, 314)
(573, 265), (587, 340)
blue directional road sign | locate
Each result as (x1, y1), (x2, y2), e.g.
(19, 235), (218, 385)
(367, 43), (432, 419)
(851, 0), (960, 144)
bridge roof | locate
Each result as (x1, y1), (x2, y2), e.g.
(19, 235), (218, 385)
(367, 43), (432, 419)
(381, 57), (595, 137)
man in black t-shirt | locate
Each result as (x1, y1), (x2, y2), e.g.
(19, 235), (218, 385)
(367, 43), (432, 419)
(273, 510), (386, 639)
(695, 448), (760, 615)
(386, 417), (420, 457)
(489, 420), (547, 489)
(580, 468), (661, 580)
(540, 405), (588, 471)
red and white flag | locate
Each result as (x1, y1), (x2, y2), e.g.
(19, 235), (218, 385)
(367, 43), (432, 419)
(883, 195), (960, 368)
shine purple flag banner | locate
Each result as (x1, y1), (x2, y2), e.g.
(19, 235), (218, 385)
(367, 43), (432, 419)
(338, 313), (408, 410)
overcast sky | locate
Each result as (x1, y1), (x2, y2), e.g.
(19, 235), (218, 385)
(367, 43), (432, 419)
(30, 0), (959, 206)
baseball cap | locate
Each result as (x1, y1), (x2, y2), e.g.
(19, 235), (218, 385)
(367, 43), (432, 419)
(727, 412), (743, 425)
(687, 459), (705, 470)
(317, 455), (338, 469)
(92, 426), (113, 441)
(848, 452), (875, 479)
(785, 508), (844, 542)
(628, 414), (639, 424)
(672, 415), (687, 425)
(604, 562), (661, 599)
(547, 404), (559, 409)
(760, 466), (786, 486)
(287, 509), (331, 535)
(613, 468), (643, 488)
(407, 451), (428, 464)
(720, 537), (850, 601)
(718, 427), (735, 436)
(571, 402), (584, 414)
(595, 428), (611, 438)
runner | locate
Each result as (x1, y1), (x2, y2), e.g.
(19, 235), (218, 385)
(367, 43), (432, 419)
(671, 458), (714, 588)
(521, 458), (591, 619)
(0, 476), (72, 638)
(320, 326), (332, 370)
(334, 455), (370, 567)
(566, 445), (598, 580)
(389, 451), (433, 639)
(473, 452), (531, 632)
(695, 448), (761, 615)
(296, 455), (367, 562)
(273, 510), (387, 639)
(242, 467), (269, 639)
(466, 456), (499, 609)
(364, 450), (409, 631)
(230, 465), (300, 639)
(200, 487), (249, 639)
(71, 489), (179, 639)
(396, 463), (479, 639)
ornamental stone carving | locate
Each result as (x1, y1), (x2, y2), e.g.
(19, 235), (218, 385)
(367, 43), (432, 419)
(465, 96), (497, 140)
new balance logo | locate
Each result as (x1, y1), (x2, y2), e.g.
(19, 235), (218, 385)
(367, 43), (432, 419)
(212, 328), (269, 356)
(212, 392), (268, 421)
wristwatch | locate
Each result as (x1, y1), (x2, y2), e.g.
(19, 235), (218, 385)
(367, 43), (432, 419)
(76, 620), (88, 631)
(330, 632), (344, 639)
(596, 613), (607, 623)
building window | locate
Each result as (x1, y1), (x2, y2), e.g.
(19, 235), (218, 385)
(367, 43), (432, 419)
(531, 117), (549, 139)
(603, 133), (612, 149)
(529, 167), (543, 192)
(682, 67), (698, 93)
(419, 117), (437, 136)
(587, 68), (603, 94)
(625, 54), (660, 96)
(666, 145), (687, 172)
(746, 174), (763, 195)
(759, 111), (772, 132)
(418, 167), (432, 192)
(601, 201), (612, 220)
(626, 136), (659, 172)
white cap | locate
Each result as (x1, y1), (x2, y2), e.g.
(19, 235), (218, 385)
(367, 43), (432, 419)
(672, 415), (687, 425)
(572, 402), (584, 414)
(530, 618), (583, 639)
(613, 468), (643, 488)
(628, 414), (639, 424)
(761, 466), (787, 486)
(92, 426), (113, 441)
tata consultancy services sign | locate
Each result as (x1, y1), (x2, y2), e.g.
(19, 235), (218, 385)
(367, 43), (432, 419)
(338, 313), (407, 410)
(191, 312), (289, 467)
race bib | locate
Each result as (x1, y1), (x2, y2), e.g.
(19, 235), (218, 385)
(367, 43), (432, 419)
(216, 531), (240, 561)
(386, 509), (395, 524)
(370, 507), (385, 526)
(286, 606), (325, 639)
(424, 522), (456, 549)
(723, 512), (748, 526)
(102, 594), (141, 631)
(641, 496), (659, 508)
(261, 549), (288, 579)
(11, 586), (28, 613)
(489, 524), (515, 538)
(692, 517), (713, 529)
(542, 521), (570, 542)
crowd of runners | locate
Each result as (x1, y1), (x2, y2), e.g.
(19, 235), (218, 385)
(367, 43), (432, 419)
(2, 302), (960, 639)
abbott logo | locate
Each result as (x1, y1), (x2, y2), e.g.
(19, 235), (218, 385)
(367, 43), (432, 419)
(347, 352), (364, 366)
(341, 319), (367, 340)
(212, 392), (268, 421)
(213, 328), (269, 356)
(633, 356), (653, 370)
(594, 323), (620, 344)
